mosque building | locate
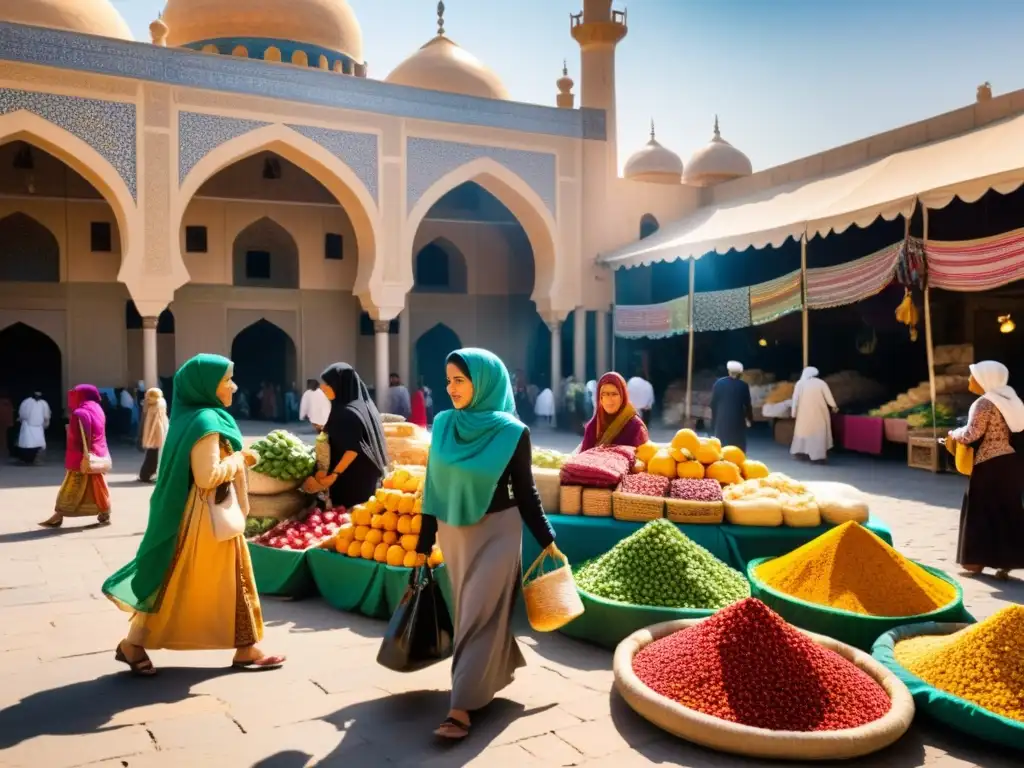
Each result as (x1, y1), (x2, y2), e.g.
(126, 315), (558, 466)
(0, 0), (1018, 416)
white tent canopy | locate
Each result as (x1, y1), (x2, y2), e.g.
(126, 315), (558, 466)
(601, 112), (1024, 270)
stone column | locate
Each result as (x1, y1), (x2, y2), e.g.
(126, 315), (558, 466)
(573, 308), (587, 381)
(398, 309), (411, 386)
(595, 307), (608, 375)
(374, 320), (391, 413)
(142, 316), (159, 389)
(548, 320), (562, 424)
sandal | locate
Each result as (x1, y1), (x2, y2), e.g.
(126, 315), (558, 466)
(232, 654), (286, 671)
(38, 516), (63, 528)
(434, 716), (471, 741)
(994, 569), (1011, 581)
(114, 644), (157, 676)
(97, 513), (111, 525)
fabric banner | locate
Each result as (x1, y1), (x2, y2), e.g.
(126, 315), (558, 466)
(926, 226), (1024, 292)
(805, 241), (901, 310)
(694, 286), (752, 332)
(750, 270), (802, 326)
(613, 295), (689, 339)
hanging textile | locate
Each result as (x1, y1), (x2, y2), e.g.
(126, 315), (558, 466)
(613, 295), (689, 339)
(805, 241), (901, 310)
(895, 236), (927, 290)
(749, 270), (802, 326)
(926, 226), (1024, 291)
(694, 286), (751, 332)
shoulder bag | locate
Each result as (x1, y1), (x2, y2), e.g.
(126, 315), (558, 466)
(208, 481), (246, 542)
(79, 421), (112, 475)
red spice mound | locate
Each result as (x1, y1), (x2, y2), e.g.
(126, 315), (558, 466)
(632, 598), (891, 731)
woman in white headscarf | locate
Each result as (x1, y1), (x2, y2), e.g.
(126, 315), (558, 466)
(947, 361), (1024, 580)
(138, 388), (169, 482)
(790, 367), (838, 463)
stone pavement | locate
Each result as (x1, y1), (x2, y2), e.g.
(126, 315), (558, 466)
(0, 427), (1021, 768)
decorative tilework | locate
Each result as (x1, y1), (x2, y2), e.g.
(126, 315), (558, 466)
(178, 111), (269, 184)
(406, 138), (557, 215)
(287, 125), (378, 202)
(0, 87), (136, 199)
(0, 22), (606, 141)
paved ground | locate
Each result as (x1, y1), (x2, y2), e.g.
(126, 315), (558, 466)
(0, 423), (1021, 768)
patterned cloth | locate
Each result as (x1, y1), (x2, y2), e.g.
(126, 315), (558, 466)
(750, 270), (802, 326)
(694, 287), (751, 332)
(806, 241), (901, 309)
(614, 296), (689, 339)
(926, 226), (1024, 292)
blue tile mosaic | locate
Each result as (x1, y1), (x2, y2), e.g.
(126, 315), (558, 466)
(178, 111), (269, 185)
(0, 22), (606, 141)
(0, 87), (136, 200)
(287, 124), (378, 202)
(407, 138), (557, 215)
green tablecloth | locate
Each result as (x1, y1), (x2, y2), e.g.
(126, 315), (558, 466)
(247, 542), (316, 598)
(522, 514), (893, 573)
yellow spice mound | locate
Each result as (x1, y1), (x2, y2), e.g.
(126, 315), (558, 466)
(894, 605), (1024, 722)
(755, 521), (957, 616)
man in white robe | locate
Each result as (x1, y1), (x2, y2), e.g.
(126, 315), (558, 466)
(299, 379), (332, 433)
(17, 392), (51, 464)
(791, 367), (838, 462)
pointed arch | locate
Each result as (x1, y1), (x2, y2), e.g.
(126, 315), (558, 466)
(406, 157), (558, 306)
(415, 322), (462, 413)
(413, 236), (468, 293)
(229, 318), (298, 401)
(0, 212), (60, 282)
(231, 216), (300, 288)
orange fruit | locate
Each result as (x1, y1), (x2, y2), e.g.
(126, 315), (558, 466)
(382, 531), (398, 546)
(346, 540), (362, 558)
(397, 515), (413, 535)
(366, 529), (383, 546)
(359, 540), (375, 560)
(354, 525), (370, 542)
(386, 545), (406, 567)
(382, 511), (399, 531)
(373, 542), (389, 563)
(400, 534), (418, 552)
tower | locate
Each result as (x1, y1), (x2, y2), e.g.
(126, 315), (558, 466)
(571, 1), (627, 168)
(556, 61), (575, 109)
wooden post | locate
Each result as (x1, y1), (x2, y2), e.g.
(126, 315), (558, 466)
(801, 233), (809, 368)
(922, 206), (938, 430)
(685, 257), (696, 423)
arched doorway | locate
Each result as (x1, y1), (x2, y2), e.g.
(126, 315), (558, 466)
(640, 213), (660, 240)
(0, 322), (63, 445)
(415, 324), (461, 414)
(232, 216), (300, 289)
(230, 320), (297, 421)
(0, 211), (60, 282)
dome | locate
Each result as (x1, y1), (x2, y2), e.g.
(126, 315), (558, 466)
(162, 0), (364, 62)
(623, 122), (684, 184)
(0, 0), (133, 40)
(684, 117), (753, 187)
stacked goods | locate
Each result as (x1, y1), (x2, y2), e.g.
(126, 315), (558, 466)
(532, 448), (567, 513)
(613, 473), (671, 523)
(639, 430), (767, 487)
(251, 508), (349, 551)
(761, 380), (797, 419)
(560, 445), (636, 487)
(804, 481), (870, 524)
(722, 472), (816, 526)
(532, 448), (568, 469)
(248, 430), (317, 486)
(244, 516), (279, 539)
(666, 478), (724, 524)
(383, 421), (430, 466)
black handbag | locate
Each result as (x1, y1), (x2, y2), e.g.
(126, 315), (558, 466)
(376, 566), (454, 673)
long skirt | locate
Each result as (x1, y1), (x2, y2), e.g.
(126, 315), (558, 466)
(957, 452), (1024, 570)
(438, 508), (526, 712)
(138, 448), (159, 482)
(55, 470), (111, 516)
(127, 485), (263, 650)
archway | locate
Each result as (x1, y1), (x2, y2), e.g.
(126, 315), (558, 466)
(232, 217), (300, 288)
(415, 324), (462, 414)
(413, 238), (468, 293)
(640, 213), (660, 240)
(230, 320), (297, 421)
(0, 212), (59, 282)
(0, 322), (63, 446)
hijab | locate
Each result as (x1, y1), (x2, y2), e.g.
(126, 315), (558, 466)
(969, 361), (1024, 433)
(586, 372), (638, 446)
(799, 367), (819, 382)
(321, 363), (389, 474)
(422, 348), (525, 527)
(103, 354), (242, 613)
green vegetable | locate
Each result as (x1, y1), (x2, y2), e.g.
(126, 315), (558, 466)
(575, 518), (750, 610)
(244, 516), (279, 538)
(248, 429), (317, 481)
(531, 448), (568, 469)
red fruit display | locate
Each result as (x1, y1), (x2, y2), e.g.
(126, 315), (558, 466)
(253, 509), (350, 551)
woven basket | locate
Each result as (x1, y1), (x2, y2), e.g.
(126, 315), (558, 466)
(612, 488), (664, 523)
(532, 467), (561, 513)
(246, 469), (304, 496)
(248, 490), (309, 520)
(560, 485), (582, 515)
(582, 487), (613, 517)
(522, 550), (585, 632)
(614, 618), (915, 760)
(665, 498), (724, 525)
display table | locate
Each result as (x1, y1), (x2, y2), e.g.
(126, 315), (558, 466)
(839, 415), (885, 455)
(247, 542), (316, 598)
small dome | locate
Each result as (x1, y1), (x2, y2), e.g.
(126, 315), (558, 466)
(1, 0), (133, 40)
(684, 117), (753, 187)
(623, 122), (684, 184)
(162, 0), (364, 62)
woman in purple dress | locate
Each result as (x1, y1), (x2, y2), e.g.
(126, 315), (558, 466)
(578, 372), (649, 452)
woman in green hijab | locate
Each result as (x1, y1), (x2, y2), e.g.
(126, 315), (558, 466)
(416, 348), (559, 740)
(103, 354), (285, 675)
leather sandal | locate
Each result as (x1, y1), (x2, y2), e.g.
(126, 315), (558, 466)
(38, 516), (63, 528)
(97, 513), (111, 525)
(434, 716), (471, 741)
(115, 644), (157, 676)
(232, 654), (286, 671)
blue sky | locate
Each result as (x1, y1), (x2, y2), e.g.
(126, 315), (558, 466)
(116, 0), (1024, 172)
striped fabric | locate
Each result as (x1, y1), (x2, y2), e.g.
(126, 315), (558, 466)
(750, 270), (802, 326)
(926, 226), (1024, 292)
(806, 242), (901, 310)
(614, 296), (689, 339)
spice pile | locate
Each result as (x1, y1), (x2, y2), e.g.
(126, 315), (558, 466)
(575, 518), (749, 609)
(755, 521), (957, 616)
(894, 605), (1024, 722)
(619, 472), (671, 497)
(633, 598), (892, 731)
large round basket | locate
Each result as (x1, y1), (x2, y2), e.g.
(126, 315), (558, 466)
(872, 622), (1024, 752)
(747, 557), (972, 651)
(614, 618), (915, 761)
(246, 469), (304, 496)
(248, 490), (308, 520)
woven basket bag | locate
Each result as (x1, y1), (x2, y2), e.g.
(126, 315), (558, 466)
(522, 549), (585, 632)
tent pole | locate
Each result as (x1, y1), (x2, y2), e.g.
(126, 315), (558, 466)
(685, 257), (696, 425)
(801, 233), (809, 368)
(921, 205), (938, 432)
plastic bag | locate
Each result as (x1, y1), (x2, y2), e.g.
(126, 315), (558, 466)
(376, 567), (453, 672)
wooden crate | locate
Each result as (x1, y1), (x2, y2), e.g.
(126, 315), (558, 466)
(907, 436), (941, 472)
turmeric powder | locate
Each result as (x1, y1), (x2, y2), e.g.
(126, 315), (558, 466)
(754, 521), (956, 617)
(894, 605), (1024, 722)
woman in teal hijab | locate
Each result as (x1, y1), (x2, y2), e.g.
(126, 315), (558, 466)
(417, 348), (559, 740)
(103, 354), (285, 675)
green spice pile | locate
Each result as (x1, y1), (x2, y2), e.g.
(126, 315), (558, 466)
(576, 518), (750, 609)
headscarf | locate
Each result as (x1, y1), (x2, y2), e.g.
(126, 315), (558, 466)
(422, 348), (525, 527)
(142, 387), (169, 450)
(727, 361), (744, 375)
(969, 361), (1024, 433)
(321, 363), (389, 475)
(799, 367), (819, 382)
(586, 372), (638, 447)
(67, 384), (108, 468)
(103, 354), (243, 614)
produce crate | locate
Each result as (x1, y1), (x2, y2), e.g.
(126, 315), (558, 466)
(581, 487), (613, 517)
(612, 487), (664, 523)
(907, 436), (941, 472)
(247, 542), (316, 598)
(532, 467), (561, 513)
(559, 485), (582, 515)
(665, 498), (724, 525)
(305, 549), (389, 618)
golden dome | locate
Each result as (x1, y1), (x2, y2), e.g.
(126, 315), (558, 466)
(162, 0), (364, 62)
(684, 117), (753, 187)
(1, 0), (133, 40)
(624, 122), (683, 184)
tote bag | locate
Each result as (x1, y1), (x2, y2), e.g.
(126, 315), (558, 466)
(377, 567), (453, 672)
(208, 482), (246, 542)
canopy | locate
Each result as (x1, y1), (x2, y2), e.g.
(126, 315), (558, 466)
(601, 112), (1024, 270)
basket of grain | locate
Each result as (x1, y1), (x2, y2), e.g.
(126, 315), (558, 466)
(612, 473), (668, 523)
(581, 487), (613, 517)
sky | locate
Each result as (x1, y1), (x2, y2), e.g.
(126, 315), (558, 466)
(116, 0), (1024, 172)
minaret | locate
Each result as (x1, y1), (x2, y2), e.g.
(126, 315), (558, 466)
(149, 13), (169, 47)
(570, 1), (627, 167)
(556, 60), (575, 109)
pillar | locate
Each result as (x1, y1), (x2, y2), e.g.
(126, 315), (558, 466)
(142, 316), (159, 389)
(595, 308), (608, 375)
(549, 320), (562, 423)
(398, 309), (411, 386)
(373, 321), (390, 413)
(573, 309), (587, 381)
